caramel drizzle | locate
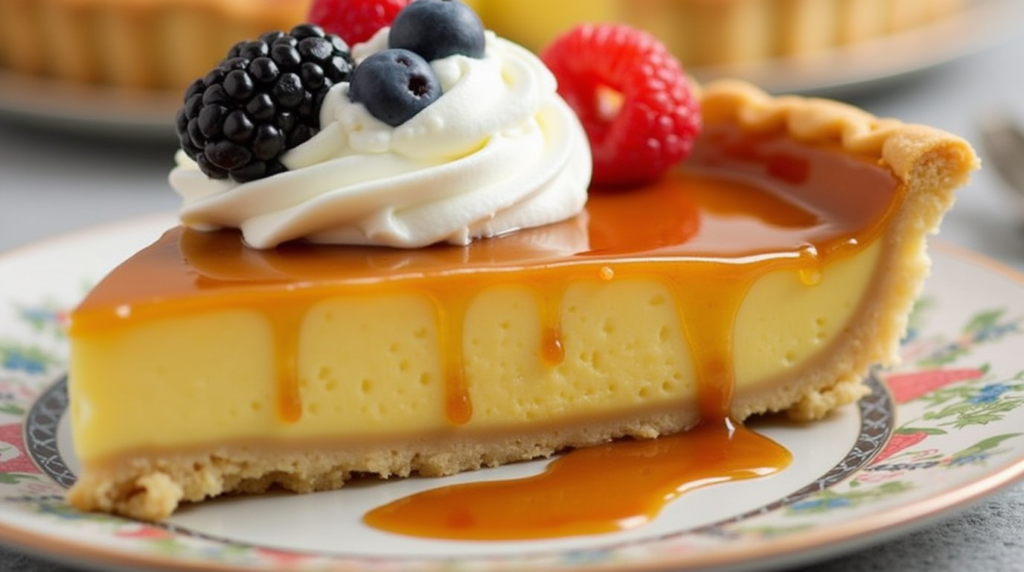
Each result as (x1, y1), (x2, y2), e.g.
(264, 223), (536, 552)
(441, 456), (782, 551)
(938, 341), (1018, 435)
(667, 269), (751, 420)
(428, 289), (473, 426)
(538, 281), (566, 367)
(272, 309), (305, 424)
(364, 418), (790, 540)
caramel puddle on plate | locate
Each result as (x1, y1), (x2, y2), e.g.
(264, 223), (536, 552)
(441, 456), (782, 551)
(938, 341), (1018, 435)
(363, 419), (791, 540)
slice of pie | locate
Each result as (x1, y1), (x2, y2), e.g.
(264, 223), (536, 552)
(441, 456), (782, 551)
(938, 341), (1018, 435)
(65, 79), (978, 520)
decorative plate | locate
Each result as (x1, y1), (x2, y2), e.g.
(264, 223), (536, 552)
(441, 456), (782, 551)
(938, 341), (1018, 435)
(1, 217), (1023, 572)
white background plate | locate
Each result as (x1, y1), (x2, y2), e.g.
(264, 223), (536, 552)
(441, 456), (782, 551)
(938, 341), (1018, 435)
(0, 218), (1023, 572)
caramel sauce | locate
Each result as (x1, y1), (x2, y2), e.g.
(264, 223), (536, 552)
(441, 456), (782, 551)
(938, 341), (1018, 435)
(271, 307), (305, 424)
(429, 290), (473, 425)
(538, 284), (566, 367)
(71, 125), (901, 538)
(364, 419), (790, 540)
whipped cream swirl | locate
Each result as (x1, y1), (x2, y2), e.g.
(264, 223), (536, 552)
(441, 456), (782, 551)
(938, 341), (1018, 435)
(170, 29), (592, 249)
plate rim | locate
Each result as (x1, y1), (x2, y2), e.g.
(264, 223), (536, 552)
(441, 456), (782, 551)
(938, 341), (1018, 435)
(0, 220), (1023, 572)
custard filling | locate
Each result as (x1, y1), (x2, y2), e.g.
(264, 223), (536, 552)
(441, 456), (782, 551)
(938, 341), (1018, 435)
(69, 125), (899, 464)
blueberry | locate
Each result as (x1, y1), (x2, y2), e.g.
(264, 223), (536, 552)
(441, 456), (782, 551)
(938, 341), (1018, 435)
(349, 49), (442, 127)
(389, 0), (485, 62)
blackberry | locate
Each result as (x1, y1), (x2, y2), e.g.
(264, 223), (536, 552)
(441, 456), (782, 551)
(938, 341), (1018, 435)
(176, 24), (354, 183)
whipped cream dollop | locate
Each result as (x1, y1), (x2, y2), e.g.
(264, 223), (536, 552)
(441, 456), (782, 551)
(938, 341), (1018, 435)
(170, 29), (592, 249)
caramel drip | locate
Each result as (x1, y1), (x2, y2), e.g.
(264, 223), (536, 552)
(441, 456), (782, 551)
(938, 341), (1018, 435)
(537, 282), (566, 367)
(364, 419), (791, 540)
(798, 245), (824, 286)
(271, 306), (305, 423)
(666, 269), (752, 420)
(429, 290), (473, 426)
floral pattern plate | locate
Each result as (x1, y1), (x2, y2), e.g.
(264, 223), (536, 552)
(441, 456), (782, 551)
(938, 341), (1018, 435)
(1, 216), (1023, 572)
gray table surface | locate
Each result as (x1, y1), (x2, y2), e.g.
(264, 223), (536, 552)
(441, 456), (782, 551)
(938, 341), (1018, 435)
(2, 24), (1024, 572)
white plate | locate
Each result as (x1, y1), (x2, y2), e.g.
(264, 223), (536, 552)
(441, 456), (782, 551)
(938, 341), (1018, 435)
(1, 218), (1023, 572)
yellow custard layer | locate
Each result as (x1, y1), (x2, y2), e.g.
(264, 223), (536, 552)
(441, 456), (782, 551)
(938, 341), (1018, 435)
(71, 243), (878, 461)
(69, 124), (898, 465)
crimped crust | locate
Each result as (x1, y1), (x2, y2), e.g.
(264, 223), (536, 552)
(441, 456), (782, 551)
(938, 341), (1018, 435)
(705, 79), (979, 419)
(66, 80), (979, 521)
(701, 79), (979, 178)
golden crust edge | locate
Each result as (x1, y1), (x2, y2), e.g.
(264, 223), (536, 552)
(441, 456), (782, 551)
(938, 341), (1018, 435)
(700, 79), (981, 184)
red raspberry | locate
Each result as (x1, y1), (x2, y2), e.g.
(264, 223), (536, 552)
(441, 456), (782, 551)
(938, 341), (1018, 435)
(542, 24), (701, 186)
(309, 0), (412, 47)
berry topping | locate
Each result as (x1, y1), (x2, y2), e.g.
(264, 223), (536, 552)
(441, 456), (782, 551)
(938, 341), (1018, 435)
(389, 0), (485, 61)
(541, 24), (701, 186)
(309, 0), (412, 46)
(176, 24), (355, 183)
(349, 49), (442, 127)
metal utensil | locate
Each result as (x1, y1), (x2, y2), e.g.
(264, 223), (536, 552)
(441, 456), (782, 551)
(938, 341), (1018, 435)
(978, 112), (1024, 223)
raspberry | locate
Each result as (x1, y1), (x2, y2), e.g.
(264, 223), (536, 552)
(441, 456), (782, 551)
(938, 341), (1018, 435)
(175, 24), (354, 183)
(309, 0), (412, 46)
(542, 24), (701, 186)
